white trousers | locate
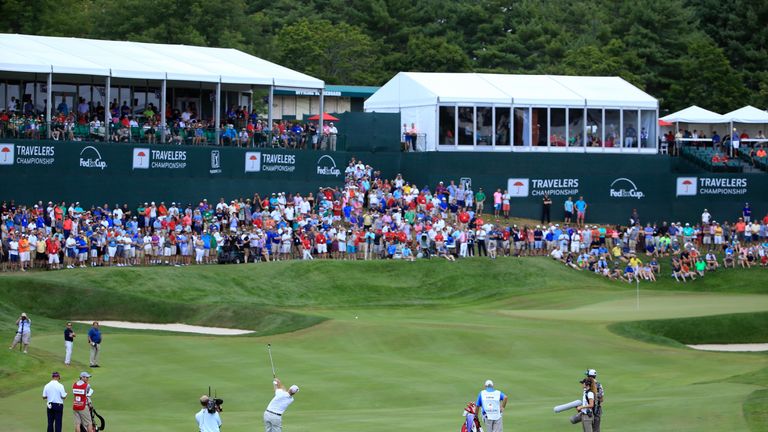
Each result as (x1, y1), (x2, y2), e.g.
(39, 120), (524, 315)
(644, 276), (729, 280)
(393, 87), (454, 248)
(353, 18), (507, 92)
(64, 340), (73, 364)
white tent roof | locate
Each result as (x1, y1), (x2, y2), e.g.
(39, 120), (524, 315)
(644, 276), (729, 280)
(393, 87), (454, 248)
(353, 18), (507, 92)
(0, 33), (323, 88)
(365, 72), (657, 110)
(723, 105), (768, 123)
(660, 105), (728, 124)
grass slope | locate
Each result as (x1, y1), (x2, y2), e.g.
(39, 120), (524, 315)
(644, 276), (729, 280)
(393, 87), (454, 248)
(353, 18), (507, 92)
(0, 257), (765, 432)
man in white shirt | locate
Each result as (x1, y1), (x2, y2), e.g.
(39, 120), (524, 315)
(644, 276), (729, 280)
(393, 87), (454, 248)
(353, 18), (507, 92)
(43, 371), (67, 432)
(196, 395), (222, 432)
(264, 378), (299, 432)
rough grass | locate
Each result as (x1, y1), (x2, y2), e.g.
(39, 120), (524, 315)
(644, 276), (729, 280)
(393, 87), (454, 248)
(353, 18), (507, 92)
(609, 311), (768, 345)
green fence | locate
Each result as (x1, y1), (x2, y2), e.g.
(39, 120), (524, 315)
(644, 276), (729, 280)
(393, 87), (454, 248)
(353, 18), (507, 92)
(1, 139), (765, 224)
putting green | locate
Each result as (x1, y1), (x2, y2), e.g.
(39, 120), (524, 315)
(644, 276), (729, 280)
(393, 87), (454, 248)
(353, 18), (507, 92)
(0, 258), (766, 431)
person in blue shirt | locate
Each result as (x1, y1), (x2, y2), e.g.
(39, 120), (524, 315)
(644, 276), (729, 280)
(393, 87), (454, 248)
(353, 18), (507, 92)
(575, 196), (588, 227)
(475, 380), (506, 432)
(87, 322), (102, 367)
(743, 202), (751, 223)
(563, 197), (574, 224)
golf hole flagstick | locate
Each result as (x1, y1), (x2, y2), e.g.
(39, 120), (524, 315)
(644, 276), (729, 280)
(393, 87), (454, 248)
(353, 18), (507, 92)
(267, 344), (276, 378)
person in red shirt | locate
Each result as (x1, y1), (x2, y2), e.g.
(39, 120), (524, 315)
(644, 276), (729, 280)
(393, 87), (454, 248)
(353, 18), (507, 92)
(46, 236), (61, 269)
(315, 231), (327, 258)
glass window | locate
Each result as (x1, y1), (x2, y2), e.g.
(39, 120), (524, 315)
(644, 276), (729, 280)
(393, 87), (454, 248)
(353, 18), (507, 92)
(587, 108), (603, 147)
(622, 110), (639, 148)
(550, 108), (566, 147)
(514, 107), (529, 146)
(640, 110), (657, 148)
(439, 106), (455, 145)
(477, 106), (492, 145)
(568, 108), (584, 147)
(532, 108), (547, 146)
(458, 106), (474, 145)
(495, 107), (510, 146)
(604, 109), (620, 148)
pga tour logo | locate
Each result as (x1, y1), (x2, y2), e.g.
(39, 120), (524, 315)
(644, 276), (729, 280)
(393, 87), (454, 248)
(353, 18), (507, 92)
(316, 155), (341, 177)
(132, 147), (150, 169)
(676, 177), (697, 196)
(506, 178), (529, 197)
(79, 146), (107, 170)
(210, 150), (221, 174)
(0, 143), (14, 165)
(245, 152), (261, 172)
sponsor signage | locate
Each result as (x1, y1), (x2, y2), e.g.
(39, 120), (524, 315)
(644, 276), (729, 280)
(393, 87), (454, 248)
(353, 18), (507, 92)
(316, 155), (341, 177)
(244, 152), (296, 173)
(132, 147), (187, 169)
(0, 143), (55, 165)
(506, 177), (579, 197)
(609, 177), (645, 199)
(79, 146), (107, 170)
(209, 150), (221, 174)
(676, 176), (748, 196)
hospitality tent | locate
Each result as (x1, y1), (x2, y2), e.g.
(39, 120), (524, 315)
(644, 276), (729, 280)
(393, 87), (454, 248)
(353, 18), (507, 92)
(0, 33), (324, 139)
(723, 105), (768, 146)
(659, 105), (729, 147)
(365, 72), (659, 152)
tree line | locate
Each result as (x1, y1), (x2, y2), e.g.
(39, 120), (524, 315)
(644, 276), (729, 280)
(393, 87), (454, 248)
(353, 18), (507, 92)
(1, 0), (766, 113)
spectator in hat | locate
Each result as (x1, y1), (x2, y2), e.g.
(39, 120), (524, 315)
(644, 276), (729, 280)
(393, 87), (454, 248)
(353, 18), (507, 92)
(9, 312), (31, 353)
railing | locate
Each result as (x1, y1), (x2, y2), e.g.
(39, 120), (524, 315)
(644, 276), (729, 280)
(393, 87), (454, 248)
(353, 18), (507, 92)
(0, 120), (348, 151)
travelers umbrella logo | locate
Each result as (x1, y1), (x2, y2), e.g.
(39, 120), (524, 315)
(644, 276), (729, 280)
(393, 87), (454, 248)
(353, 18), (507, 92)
(0, 144), (13, 165)
(506, 178), (529, 197)
(676, 177), (697, 196)
(79, 146), (107, 170)
(132, 147), (150, 169)
(245, 152), (261, 172)
(316, 155), (341, 176)
(609, 177), (645, 199)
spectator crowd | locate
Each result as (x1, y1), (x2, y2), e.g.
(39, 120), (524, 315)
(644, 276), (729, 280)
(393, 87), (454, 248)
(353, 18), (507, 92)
(1, 159), (767, 284)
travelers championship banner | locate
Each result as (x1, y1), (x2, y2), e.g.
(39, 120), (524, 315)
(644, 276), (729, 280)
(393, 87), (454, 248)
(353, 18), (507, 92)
(1, 139), (766, 223)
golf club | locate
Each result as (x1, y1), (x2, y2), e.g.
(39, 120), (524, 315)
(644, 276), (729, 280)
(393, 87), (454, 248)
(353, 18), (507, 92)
(267, 343), (276, 378)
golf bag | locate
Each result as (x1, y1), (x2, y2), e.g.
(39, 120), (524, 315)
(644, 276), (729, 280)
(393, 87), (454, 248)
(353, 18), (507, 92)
(461, 402), (483, 432)
(80, 405), (105, 432)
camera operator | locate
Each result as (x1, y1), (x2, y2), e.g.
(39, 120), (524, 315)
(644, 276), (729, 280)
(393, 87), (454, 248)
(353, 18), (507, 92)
(9, 312), (31, 353)
(196, 395), (222, 432)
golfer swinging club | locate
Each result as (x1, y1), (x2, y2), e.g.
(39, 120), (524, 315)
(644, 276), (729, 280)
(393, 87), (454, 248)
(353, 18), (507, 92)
(263, 377), (299, 432)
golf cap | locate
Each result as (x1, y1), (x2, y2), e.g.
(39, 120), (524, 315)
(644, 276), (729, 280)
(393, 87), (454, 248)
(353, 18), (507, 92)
(200, 395), (210, 404)
(484, 379), (494, 387)
(51, 371), (60, 377)
(585, 369), (597, 377)
(289, 385), (300, 394)
(80, 372), (91, 378)
(21, 312), (27, 318)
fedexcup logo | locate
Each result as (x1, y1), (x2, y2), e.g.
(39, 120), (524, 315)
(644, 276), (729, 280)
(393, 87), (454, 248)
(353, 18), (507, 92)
(79, 146), (107, 170)
(245, 152), (261, 172)
(210, 150), (221, 174)
(609, 177), (645, 199)
(132, 147), (150, 169)
(0, 143), (14, 165)
(507, 178), (530, 197)
(676, 177), (697, 196)
(317, 155), (341, 177)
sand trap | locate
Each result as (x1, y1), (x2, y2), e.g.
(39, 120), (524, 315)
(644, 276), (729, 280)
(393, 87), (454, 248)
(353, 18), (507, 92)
(687, 344), (768, 352)
(73, 320), (255, 335)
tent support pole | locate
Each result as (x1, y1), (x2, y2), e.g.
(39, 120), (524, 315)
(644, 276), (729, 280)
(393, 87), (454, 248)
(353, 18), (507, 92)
(161, 77), (167, 143)
(318, 87), (325, 149)
(268, 84), (274, 142)
(104, 75), (111, 139)
(46, 72), (53, 139)
(215, 79), (221, 146)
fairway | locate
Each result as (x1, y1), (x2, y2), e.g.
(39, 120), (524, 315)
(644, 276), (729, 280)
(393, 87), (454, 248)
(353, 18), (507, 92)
(1, 258), (766, 432)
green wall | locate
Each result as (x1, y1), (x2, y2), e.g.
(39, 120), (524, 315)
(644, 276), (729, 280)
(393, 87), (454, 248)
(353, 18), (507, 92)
(1, 139), (765, 224)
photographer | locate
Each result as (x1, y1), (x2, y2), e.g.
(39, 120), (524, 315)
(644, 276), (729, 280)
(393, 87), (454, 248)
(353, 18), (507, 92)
(195, 395), (222, 432)
(9, 312), (31, 353)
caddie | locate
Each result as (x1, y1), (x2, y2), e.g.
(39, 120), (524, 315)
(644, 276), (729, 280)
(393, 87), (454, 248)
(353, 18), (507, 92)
(475, 379), (507, 432)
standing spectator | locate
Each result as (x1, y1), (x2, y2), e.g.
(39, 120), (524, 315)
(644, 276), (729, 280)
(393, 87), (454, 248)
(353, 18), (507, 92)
(9, 312), (31, 353)
(475, 188), (486, 215)
(42, 371), (67, 432)
(328, 122), (338, 151)
(475, 379), (506, 432)
(64, 322), (75, 366)
(541, 194), (552, 224)
(501, 190), (510, 219)
(575, 196), (588, 227)
(564, 197), (574, 224)
(743, 202), (751, 223)
(87, 322), (101, 368)
(493, 189), (502, 217)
